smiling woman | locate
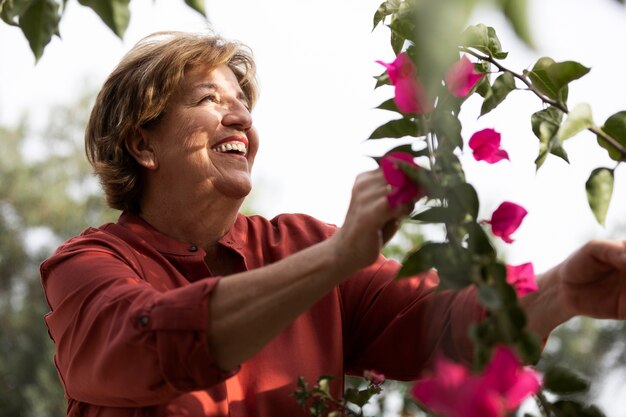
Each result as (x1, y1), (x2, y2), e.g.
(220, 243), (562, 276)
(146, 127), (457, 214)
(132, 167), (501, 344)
(40, 30), (486, 417)
(38, 30), (626, 417)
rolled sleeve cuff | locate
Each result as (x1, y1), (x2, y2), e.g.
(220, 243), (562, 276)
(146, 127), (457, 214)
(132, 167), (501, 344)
(133, 278), (239, 391)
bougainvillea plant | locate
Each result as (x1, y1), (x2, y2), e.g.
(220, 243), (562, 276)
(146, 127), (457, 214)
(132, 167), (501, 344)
(295, 0), (626, 416)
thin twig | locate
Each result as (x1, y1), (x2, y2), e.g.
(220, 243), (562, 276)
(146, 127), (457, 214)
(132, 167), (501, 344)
(460, 47), (626, 160)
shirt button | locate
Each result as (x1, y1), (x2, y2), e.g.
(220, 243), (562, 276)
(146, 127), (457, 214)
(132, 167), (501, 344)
(138, 316), (150, 327)
(188, 244), (198, 252)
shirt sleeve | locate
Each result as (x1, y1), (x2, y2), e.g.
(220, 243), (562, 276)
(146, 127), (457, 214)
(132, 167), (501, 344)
(40, 242), (236, 407)
(340, 256), (485, 380)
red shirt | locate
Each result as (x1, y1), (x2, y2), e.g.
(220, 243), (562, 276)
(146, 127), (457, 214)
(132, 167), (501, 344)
(41, 212), (483, 417)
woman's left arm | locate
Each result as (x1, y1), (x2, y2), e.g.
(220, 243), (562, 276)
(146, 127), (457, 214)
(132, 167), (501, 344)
(521, 240), (626, 339)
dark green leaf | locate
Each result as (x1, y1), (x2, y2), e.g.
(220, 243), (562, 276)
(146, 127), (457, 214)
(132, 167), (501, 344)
(398, 242), (472, 289)
(375, 98), (399, 113)
(412, 206), (462, 224)
(597, 111), (626, 161)
(447, 182), (479, 220)
(466, 222), (496, 259)
(480, 72), (515, 117)
(184, 0), (206, 16)
(586, 168), (614, 225)
(78, 0), (130, 38)
(397, 242), (444, 279)
(19, 0), (60, 61)
(544, 366), (589, 394)
(433, 111), (463, 151)
(478, 284), (502, 310)
(368, 118), (421, 139)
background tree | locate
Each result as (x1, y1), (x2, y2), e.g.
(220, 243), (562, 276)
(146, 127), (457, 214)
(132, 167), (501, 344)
(0, 91), (117, 417)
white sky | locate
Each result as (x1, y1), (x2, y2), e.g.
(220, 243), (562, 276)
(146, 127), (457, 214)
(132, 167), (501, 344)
(1, 0), (626, 275)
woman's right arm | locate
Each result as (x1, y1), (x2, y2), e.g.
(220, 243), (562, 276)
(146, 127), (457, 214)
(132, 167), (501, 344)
(207, 169), (405, 370)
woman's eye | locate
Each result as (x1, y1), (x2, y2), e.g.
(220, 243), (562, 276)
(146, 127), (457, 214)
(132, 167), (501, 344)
(201, 94), (219, 104)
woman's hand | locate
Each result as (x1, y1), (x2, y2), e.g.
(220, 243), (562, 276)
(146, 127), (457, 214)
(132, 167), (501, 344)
(330, 169), (411, 274)
(523, 239), (626, 338)
(558, 240), (626, 319)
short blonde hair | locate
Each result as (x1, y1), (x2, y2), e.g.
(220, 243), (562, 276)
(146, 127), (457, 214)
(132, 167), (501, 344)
(85, 31), (258, 212)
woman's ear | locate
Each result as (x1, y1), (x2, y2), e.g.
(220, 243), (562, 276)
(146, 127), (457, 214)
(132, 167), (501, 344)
(126, 129), (158, 170)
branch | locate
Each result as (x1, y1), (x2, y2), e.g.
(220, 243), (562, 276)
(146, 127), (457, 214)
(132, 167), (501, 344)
(460, 47), (626, 160)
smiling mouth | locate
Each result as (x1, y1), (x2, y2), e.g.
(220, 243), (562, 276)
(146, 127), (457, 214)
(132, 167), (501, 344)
(211, 141), (248, 156)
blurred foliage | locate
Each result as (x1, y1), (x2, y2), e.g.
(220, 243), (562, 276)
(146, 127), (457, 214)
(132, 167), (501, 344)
(0, 91), (117, 416)
(0, 0), (206, 61)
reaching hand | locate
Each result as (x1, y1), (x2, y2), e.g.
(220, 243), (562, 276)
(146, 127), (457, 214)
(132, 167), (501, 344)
(331, 169), (412, 273)
(558, 240), (626, 319)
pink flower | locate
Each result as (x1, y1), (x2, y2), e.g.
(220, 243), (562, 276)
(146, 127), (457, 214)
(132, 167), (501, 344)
(445, 55), (484, 97)
(479, 346), (542, 411)
(411, 347), (541, 417)
(484, 201), (527, 243)
(376, 53), (432, 114)
(469, 128), (509, 164)
(363, 370), (386, 386)
(380, 152), (424, 209)
(411, 356), (502, 417)
(506, 263), (538, 297)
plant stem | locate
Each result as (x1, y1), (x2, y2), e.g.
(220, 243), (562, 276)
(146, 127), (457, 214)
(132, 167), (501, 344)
(460, 47), (626, 160)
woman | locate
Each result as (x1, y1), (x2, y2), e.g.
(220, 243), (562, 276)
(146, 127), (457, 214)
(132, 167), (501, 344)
(41, 31), (626, 417)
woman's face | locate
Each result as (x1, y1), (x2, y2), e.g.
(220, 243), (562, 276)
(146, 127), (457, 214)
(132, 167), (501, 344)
(143, 63), (258, 202)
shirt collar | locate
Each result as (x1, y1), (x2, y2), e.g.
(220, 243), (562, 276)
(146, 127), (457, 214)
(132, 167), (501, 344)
(117, 211), (247, 256)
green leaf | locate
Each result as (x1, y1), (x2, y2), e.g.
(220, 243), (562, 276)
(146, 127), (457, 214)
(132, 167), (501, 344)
(597, 111), (626, 161)
(543, 366), (589, 394)
(497, 0), (533, 48)
(466, 222), (496, 259)
(531, 106), (567, 169)
(461, 24), (508, 59)
(184, 0), (206, 16)
(412, 206), (462, 224)
(368, 118), (421, 139)
(433, 111), (463, 151)
(527, 58), (590, 102)
(375, 98), (399, 113)
(372, 0), (400, 30)
(586, 168), (614, 225)
(78, 0), (130, 38)
(373, 70), (390, 89)
(397, 242), (443, 279)
(19, 0), (60, 61)
(447, 182), (479, 220)
(399, 242), (472, 290)
(478, 284), (502, 310)
(557, 103), (593, 140)
(480, 72), (515, 117)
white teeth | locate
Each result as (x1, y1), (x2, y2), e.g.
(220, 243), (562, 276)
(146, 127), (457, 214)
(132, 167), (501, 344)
(212, 142), (247, 155)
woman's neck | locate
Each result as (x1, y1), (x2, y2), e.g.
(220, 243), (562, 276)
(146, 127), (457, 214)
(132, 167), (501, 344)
(139, 189), (243, 252)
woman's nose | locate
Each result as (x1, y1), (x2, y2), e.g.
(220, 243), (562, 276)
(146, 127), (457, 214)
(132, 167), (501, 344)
(222, 100), (252, 130)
